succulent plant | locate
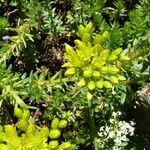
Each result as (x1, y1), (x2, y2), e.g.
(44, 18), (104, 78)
(0, 110), (71, 150)
(63, 23), (130, 91)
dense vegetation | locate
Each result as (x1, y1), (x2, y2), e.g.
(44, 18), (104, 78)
(0, 0), (150, 149)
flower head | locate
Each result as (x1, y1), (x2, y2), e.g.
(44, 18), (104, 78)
(2, 35), (9, 42)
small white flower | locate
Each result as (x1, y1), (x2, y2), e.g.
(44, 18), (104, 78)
(107, 131), (115, 138)
(105, 126), (110, 133)
(99, 126), (105, 132)
(98, 132), (103, 137)
(110, 118), (115, 123)
(97, 110), (135, 149)
(114, 137), (122, 146)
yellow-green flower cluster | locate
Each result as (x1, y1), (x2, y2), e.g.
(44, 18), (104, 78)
(0, 108), (71, 150)
(63, 23), (129, 90)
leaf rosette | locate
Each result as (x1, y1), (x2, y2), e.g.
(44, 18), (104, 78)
(63, 23), (130, 90)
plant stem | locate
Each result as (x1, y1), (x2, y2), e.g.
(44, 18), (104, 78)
(87, 96), (98, 150)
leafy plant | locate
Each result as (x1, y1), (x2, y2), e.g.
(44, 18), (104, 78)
(63, 23), (131, 150)
(0, 23), (33, 64)
(0, 108), (71, 150)
(0, 17), (9, 37)
(0, 1), (150, 149)
(0, 65), (28, 108)
(63, 22), (129, 91)
(42, 1), (65, 38)
(0, 65), (64, 109)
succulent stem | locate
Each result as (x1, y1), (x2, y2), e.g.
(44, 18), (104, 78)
(87, 95), (98, 150)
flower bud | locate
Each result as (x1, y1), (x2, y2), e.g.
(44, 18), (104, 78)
(59, 120), (68, 129)
(107, 67), (119, 75)
(95, 80), (103, 89)
(92, 71), (101, 79)
(26, 123), (36, 136)
(17, 119), (29, 132)
(103, 81), (112, 88)
(22, 110), (30, 121)
(88, 81), (95, 91)
(60, 142), (71, 149)
(118, 75), (126, 81)
(83, 68), (92, 78)
(4, 125), (17, 137)
(40, 127), (49, 138)
(2, 35), (9, 42)
(77, 78), (86, 87)
(49, 140), (59, 149)
(14, 107), (23, 118)
(51, 118), (60, 129)
(65, 68), (76, 76)
(49, 129), (61, 139)
(87, 92), (93, 101)
(109, 76), (118, 84)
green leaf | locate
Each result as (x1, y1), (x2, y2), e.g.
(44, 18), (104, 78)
(77, 25), (85, 38)
(65, 44), (82, 67)
(94, 34), (103, 44)
(82, 33), (91, 44)
(85, 22), (93, 33)
(99, 49), (110, 61)
(74, 40), (87, 50)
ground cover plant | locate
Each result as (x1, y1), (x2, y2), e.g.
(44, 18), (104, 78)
(0, 0), (150, 149)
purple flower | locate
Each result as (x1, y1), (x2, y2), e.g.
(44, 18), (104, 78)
(2, 35), (9, 42)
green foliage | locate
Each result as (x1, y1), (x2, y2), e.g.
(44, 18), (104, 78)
(42, 1), (65, 38)
(0, 17), (9, 36)
(0, 65), (27, 108)
(0, 65), (67, 108)
(0, 0), (150, 149)
(0, 23), (33, 64)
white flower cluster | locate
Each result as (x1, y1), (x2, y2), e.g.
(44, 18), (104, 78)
(97, 111), (135, 150)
